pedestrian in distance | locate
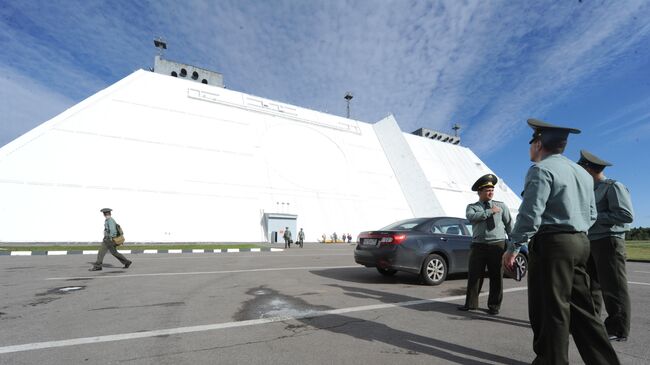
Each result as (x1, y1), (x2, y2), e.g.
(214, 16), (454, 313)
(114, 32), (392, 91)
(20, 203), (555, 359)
(502, 119), (620, 364)
(347, 233), (352, 243)
(297, 228), (305, 248)
(459, 174), (513, 315)
(578, 149), (634, 342)
(90, 208), (131, 271)
(283, 227), (292, 249)
(332, 232), (338, 243)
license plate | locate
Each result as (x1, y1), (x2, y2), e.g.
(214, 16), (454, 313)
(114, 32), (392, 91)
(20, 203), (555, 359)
(363, 239), (378, 246)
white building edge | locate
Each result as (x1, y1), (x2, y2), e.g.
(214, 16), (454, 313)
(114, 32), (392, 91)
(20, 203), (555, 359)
(0, 66), (521, 243)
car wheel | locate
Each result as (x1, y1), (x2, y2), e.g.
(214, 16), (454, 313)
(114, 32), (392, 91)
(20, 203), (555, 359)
(421, 254), (447, 286)
(515, 253), (528, 278)
(376, 267), (397, 276)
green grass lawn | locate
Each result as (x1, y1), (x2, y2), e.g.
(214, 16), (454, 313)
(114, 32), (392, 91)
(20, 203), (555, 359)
(0, 244), (263, 251)
(627, 240), (650, 261)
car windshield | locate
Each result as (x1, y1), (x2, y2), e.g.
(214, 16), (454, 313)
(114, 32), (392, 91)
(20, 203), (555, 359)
(380, 218), (429, 231)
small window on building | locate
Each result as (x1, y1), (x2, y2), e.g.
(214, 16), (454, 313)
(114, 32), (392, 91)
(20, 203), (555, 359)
(201, 79), (208, 84)
(171, 71), (177, 77)
(180, 68), (187, 77)
(191, 71), (199, 80)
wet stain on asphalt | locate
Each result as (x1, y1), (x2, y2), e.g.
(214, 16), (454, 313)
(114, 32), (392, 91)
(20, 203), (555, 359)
(89, 301), (185, 311)
(26, 286), (86, 307)
(4, 266), (36, 271)
(234, 286), (330, 321)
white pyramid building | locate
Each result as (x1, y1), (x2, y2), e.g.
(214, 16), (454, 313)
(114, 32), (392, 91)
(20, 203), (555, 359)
(0, 66), (521, 243)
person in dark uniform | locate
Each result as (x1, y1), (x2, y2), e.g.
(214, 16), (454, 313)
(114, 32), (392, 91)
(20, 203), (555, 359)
(297, 228), (305, 248)
(90, 208), (131, 271)
(283, 227), (292, 249)
(502, 119), (619, 365)
(459, 174), (513, 315)
(578, 149), (634, 341)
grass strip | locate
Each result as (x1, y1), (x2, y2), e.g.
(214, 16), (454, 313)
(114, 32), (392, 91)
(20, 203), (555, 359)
(627, 240), (650, 261)
(0, 244), (263, 252)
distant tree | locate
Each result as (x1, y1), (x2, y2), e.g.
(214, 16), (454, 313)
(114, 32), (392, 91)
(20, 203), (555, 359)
(627, 227), (650, 241)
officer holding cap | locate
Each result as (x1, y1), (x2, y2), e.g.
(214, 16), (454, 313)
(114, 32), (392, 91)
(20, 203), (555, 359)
(503, 119), (619, 364)
(459, 174), (513, 315)
(90, 208), (132, 271)
(578, 149), (634, 341)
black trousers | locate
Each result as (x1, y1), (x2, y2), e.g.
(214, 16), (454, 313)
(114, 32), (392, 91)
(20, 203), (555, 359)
(587, 236), (631, 337)
(528, 232), (619, 365)
(464, 242), (504, 310)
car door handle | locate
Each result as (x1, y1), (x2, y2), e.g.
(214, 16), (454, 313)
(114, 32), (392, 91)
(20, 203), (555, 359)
(440, 237), (447, 241)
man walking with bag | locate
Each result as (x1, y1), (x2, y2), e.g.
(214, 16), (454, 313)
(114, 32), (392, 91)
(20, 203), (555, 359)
(90, 208), (132, 271)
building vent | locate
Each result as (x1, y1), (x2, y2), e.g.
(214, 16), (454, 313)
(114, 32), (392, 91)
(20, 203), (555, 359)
(412, 128), (461, 145)
(153, 55), (224, 88)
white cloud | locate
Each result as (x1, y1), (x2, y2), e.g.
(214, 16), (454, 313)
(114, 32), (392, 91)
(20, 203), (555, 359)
(0, 65), (74, 147)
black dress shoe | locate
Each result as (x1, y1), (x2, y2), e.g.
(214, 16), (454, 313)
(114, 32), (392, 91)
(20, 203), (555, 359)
(487, 308), (499, 315)
(608, 334), (628, 342)
(124, 261), (132, 269)
(457, 305), (475, 311)
(89, 266), (102, 271)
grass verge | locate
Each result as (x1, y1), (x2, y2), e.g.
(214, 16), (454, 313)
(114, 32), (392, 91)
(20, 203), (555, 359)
(0, 244), (263, 251)
(627, 240), (650, 261)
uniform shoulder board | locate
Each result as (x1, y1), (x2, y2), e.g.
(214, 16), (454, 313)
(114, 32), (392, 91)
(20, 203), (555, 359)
(604, 179), (616, 185)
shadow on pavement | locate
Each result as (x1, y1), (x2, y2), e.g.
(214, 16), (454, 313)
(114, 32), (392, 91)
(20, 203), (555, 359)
(327, 283), (531, 329)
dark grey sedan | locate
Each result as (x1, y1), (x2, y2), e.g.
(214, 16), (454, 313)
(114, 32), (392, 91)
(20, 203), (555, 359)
(354, 217), (528, 285)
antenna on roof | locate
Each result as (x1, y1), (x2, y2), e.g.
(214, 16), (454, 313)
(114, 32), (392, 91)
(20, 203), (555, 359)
(154, 37), (167, 57)
(344, 92), (353, 118)
(452, 123), (461, 137)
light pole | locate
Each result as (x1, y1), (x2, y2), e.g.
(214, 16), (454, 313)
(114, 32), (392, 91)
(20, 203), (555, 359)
(344, 92), (353, 118)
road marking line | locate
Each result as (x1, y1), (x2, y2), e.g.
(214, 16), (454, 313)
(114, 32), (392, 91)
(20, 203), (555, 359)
(45, 265), (360, 281)
(0, 287), (528, 354)
(136, 253), (350, 261)
(47, 251), (67, 256)
(628, 281), (650, 286)
(117, 250), (131, 254)
(192, 249), (204, 253)
(227, 248), (239, 253)
(143, 250), (158, 254)
(82, 250), (98, 255)
(250, 248), (261, 252)
(167, 249), (182, 254)
(10, 251), (32, 256)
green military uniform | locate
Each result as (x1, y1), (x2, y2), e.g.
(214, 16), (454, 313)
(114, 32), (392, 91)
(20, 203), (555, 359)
(578, 149), (633, 340)
(508, 119), (619, 365)
(297, 228), (305, 248)
(92, 208), (131, 270)
(283, 227), (292, 249)
(461, 174), (513, 314)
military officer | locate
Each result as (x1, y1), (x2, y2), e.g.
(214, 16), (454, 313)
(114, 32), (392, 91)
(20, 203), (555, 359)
(578, 149), (634, 341)
(297, 228), (305, 248)
(90, 208), (132, 271)
(283, 227), (292, 249)
(459, 174), (513, 315)
(502, 119), (619, 364)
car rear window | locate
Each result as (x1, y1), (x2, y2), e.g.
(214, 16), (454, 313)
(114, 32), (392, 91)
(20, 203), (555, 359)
(380, 218), (429, 231)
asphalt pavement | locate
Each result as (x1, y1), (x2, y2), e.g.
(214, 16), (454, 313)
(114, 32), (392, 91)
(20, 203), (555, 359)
(1, 244), (649, 364)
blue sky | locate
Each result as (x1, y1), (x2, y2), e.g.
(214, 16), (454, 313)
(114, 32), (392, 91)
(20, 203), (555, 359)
(1, 0), (649, 226)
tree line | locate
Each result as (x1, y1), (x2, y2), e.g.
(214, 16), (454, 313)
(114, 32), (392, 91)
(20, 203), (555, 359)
(628, 227), (650, 241)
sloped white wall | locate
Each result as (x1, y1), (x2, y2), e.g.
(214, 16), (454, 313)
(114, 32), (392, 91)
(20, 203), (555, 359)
(404, 134), (521, 218)
(0, 70), (412, 242)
